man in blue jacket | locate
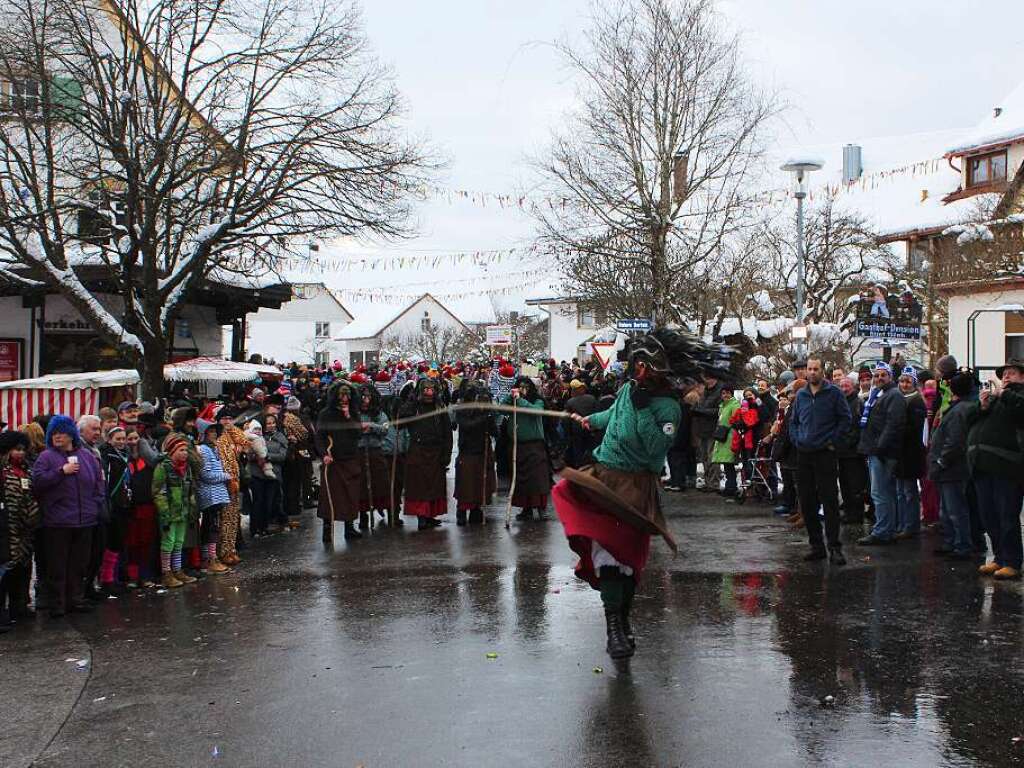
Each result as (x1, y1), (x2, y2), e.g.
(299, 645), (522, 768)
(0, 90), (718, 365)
(789, 357), (852, 564)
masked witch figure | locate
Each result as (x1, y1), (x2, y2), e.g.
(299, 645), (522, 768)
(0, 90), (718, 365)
(315, 380), (363, 542)
(454, 380), (498, 525)
(502, 376), (552, 521)
(400, 377), (453, 530)
(357, 384), (392, 530)
(555, 328), (734, 659)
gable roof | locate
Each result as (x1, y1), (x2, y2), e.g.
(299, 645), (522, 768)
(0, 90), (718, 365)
(336, 293), (470, 340)
(946, 80), (1024, 157)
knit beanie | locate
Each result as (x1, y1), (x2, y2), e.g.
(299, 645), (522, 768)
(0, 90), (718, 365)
(935, 355), (958, 380)
(949, 371), (974, 398)
(286, 396), (301, 412)
(162, 433), (189, 458)
(0, 430), (30, 454)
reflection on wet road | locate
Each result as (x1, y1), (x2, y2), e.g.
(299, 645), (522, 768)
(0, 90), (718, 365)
(3, 494), (1023, 767)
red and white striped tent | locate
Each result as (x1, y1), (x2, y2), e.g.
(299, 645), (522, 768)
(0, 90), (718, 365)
(0, 369), (140, 428)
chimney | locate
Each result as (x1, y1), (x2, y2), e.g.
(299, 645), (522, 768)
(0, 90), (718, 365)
(842, 144), (862, 184)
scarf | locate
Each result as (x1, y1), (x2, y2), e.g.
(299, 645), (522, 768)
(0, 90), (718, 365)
(860, 386), (881, 428)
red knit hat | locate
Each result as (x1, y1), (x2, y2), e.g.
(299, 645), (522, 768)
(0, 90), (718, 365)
(350, 372), (369, 384)
(499, 363), (515, 378)
(375, 370), (391, 383)
(162, 434), (189, 458)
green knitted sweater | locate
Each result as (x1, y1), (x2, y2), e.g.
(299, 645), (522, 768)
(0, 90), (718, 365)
(590, 382), (681, 473)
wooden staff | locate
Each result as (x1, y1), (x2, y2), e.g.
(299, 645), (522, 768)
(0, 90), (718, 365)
(362, 442), (374, 532)
(389, 435), (399, 528)
(505, 405), (518, 530)
(323, 435), (335, 544)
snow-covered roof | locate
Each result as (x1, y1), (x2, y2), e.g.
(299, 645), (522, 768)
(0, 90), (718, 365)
(334, 301), (409, 340)
(946, 80), (1024, 156)
(786, 128), (997, 240)
(163, 357), (282, 383)
(0, 369), (140, 391)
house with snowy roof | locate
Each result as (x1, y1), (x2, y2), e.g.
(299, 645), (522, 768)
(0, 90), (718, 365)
(336, 293), (471, 367)
(242, 283), (353, 366)
(0, 0), (292, 381)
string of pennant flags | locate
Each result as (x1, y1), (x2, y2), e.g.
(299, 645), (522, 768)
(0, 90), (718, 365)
(334, 282), (546, 303)
(275, 244), (557, 273)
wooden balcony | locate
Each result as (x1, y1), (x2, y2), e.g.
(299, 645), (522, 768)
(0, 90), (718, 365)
(931, 224), (1024, 289)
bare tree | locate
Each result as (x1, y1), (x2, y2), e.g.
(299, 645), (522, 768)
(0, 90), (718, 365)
(533, 0), (775, 323)
(381, 325), (480, 363)
(0, 0), (433, 394)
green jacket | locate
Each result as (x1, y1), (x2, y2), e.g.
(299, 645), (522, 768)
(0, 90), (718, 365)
(590, 382), (681, 473)
(964, 383), (1024, 480)
(152, 458), (198, 526)
(712, 397), (740, 464)
(501, 395), (546, 442)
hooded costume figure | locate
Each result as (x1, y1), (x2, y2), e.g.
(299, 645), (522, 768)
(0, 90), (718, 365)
(315, 380), (364, 542)
(357, 383), (393, 527)
(502, 375), (552, 521)
(454, 380), (498, 525)
(399, 377), (453, 529)
(554, 328), (735, 660)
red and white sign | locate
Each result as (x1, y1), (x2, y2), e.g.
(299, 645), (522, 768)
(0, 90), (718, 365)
(0, 339), (22, 382)
(591, 342), (616, 370)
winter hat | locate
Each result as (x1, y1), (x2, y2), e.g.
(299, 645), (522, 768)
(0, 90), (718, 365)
(935, 355), (958, 380)
(873, 362), (892, 375)
(117, 400), (138, 413)
(286, 396), (301, 412)
(498, 363), (516, 378)
(899, 366), (918, 384)
(250, 388), (266, 400)
(216, 404), (240, 421)
(569, 379), (585, 391)
(350, 372), (369, 385)
(45, 415), (81, 448)
(162, 433), (189, 457)
(244, 420), (263, 437)
(0, 430), (29, 454)
(949, 371), (974, 398)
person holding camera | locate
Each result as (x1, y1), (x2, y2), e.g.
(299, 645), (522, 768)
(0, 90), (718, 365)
(968, 360), (1024, 579)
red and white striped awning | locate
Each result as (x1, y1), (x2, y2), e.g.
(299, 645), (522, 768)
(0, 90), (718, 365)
(0, 369), (140, 428)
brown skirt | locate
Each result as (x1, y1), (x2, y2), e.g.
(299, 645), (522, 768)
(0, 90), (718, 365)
(455, 447), (496, 508)
(512, 440), (552, 498)
(317, 455), (361, 523)
(404, 443), (447, 502)
(359, 449), (394, 512)
(560, 463), (676, 551)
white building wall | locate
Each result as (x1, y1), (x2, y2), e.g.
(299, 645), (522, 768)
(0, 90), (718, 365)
(535, 300), (600, 364)
(245, 287), (351, 365)
(384, 295), (465, 340)
(947, 285), (1024, 372)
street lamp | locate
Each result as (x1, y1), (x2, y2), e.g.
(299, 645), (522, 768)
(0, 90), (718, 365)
(780, 157), (824, 354)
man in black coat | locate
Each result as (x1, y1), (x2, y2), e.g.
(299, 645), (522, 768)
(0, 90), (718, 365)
(835, 375), (866, 524)
(692, 376), (724, 492)
(857, 363), (907, 545)
(928, 371), (974, 557)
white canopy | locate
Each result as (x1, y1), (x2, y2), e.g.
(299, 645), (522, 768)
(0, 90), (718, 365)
(0, 369), (140, 391)
(163, 357), (282, 383)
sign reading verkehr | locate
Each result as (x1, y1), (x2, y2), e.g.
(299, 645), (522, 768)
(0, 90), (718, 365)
(616, 318), (653, 333)
(854, 319), (922, 341)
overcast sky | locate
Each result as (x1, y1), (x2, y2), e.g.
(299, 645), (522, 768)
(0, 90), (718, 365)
(307, 0), (1024, 304)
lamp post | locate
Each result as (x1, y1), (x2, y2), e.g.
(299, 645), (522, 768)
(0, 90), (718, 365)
(780, 158), (824, 355)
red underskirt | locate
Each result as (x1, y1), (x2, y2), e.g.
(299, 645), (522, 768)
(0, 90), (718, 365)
(404, 498), (447, 518)
(552, 478), (650, 588)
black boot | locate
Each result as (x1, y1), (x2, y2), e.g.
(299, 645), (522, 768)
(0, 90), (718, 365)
(515, 507), (533, 521)
(456, 509), (467, 526)
(604, 610), (633, 659)
(358, 512), (369, 531)
(621, 577), (636, 649)
(344, 522), (362, 540)
(322, 521), (333, 543)
(829, 546), (847, 566)
(468, 508), (483, 524)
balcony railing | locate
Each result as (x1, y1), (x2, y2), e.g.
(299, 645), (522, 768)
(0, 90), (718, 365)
(931, 225), (1024, 287)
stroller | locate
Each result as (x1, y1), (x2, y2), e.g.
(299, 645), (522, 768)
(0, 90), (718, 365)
(735, 438), (777, 505)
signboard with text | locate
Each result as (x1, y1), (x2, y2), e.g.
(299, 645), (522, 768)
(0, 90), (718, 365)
(485, 324), (513, 346)
(616, 318), (653, 333)
(853, 319), (923, 341)
(0, 339), (22, 382)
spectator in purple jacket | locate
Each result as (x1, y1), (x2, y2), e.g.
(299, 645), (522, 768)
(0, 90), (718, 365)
(31, 415), (106, 619)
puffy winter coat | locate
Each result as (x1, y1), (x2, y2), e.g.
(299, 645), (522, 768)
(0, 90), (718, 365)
(32, 447), (105, 528)
(895, 391), (927, 479)
(712, 397), (740, 464)
(196, 444), (232, 510)
(858, 383), (907, 459)
(928, 399), (969, 483)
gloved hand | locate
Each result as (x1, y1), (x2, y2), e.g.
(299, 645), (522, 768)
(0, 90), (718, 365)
(631, 386), (651, 410)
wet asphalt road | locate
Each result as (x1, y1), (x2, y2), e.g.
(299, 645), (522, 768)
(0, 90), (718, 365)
(3, 485), (1024, 768)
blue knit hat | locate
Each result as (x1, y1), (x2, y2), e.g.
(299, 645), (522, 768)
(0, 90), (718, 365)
(44, 414), (81, 448)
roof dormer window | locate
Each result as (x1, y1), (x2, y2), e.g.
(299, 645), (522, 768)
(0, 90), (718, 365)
(967, 150), (1007, 188)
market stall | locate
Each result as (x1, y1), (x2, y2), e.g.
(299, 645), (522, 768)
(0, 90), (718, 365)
(163, 357), (283, 394)
(0, 369), (141, 428)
